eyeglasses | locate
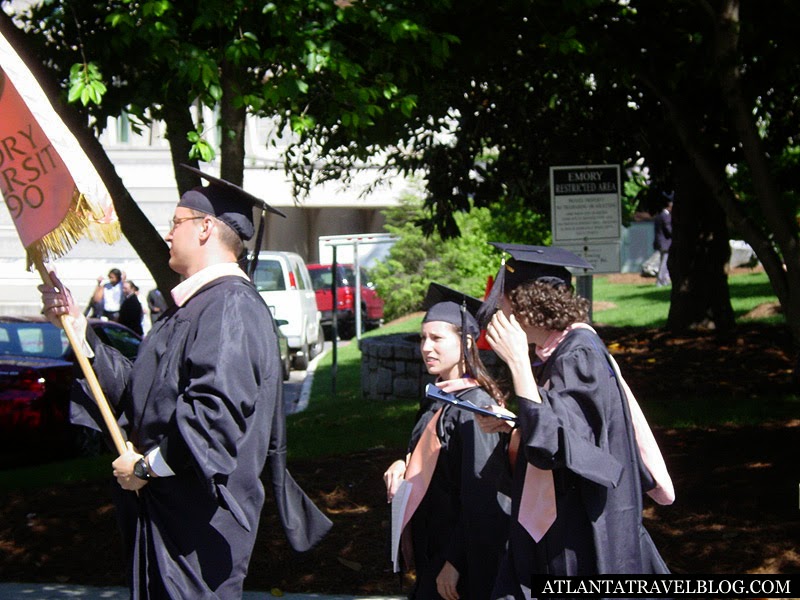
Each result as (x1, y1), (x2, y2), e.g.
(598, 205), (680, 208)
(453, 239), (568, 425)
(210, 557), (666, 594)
(168, 216), (204, 233)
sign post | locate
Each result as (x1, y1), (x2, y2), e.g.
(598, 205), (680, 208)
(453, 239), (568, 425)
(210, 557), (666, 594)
(319, 233), (397, 396)
(550, 165), (622, 320)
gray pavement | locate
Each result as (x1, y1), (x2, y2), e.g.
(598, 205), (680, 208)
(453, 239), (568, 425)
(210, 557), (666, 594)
(0, 583), (403, 599)
(284, 338), (339, 415)
(0, 343), (405, 600)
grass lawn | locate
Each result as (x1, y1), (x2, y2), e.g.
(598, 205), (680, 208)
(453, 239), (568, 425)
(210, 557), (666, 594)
(288, 317), (424, 459)
(0, 452), (114, 491)
(591, 269), (781, 327)
(288, 268), (791, 459)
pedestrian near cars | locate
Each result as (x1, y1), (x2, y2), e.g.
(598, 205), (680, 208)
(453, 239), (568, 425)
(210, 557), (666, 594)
(92, 268), (124, 320)
(384, 283), (511, 600)
(475, 243), (674, 600)
(146, 287), (169, 325)
(118, 280), (143, 335)
(39, 164), (331, 599)
(653, 195), (673, 287)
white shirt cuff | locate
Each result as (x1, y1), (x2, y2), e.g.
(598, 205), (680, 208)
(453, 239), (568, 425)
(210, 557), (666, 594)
(146, 447), (175, 477)
(64, 313), (94, 359)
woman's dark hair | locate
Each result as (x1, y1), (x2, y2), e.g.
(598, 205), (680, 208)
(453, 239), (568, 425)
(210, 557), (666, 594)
(464, 337), (509, 407)
(508, 281), (590, 331)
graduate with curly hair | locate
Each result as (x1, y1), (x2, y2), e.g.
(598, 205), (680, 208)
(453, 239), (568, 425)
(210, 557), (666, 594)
(475, 244), (674, 600)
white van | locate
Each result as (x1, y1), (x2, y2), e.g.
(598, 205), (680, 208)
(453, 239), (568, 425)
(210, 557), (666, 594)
(253, 251), (323, 370)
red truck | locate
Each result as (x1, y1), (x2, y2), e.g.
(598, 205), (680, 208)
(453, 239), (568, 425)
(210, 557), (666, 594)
(307, 264), (384, 340)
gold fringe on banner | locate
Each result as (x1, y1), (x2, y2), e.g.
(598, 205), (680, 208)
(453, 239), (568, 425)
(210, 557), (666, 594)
(25, 187), (121, 269)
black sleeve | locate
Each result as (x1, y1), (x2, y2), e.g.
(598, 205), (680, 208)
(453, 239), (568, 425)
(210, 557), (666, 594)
(69, 324), (133, 445)
(516, 345), (624, 488)
(445, 390), (510, 573)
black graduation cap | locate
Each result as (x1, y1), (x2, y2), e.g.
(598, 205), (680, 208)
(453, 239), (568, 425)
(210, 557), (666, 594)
(178, 164), (286, 242)
(476, 242), (593, 326)
(422, 282), (482, 339)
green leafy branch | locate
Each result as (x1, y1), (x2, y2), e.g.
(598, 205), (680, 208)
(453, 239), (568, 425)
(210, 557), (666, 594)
(67, 62), (107, 106)
(187, 125), (216, 162)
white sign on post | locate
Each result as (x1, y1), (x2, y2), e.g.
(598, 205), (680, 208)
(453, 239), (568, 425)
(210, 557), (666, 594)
(559, 241), (621, 273)
(550, 165), (621, 274)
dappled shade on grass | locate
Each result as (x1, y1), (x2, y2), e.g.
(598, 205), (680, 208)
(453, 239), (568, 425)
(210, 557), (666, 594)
(0, 321), (798, 593)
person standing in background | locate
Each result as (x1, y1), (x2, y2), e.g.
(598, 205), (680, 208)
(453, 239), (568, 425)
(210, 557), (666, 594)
(119, 280), (144, 335)
(93, 268), (124, 320)
(653, 195), (673, 287)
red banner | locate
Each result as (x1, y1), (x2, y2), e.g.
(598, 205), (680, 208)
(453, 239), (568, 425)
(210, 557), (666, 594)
(0, 66), (76, 248)
(0, 31), (118, 264)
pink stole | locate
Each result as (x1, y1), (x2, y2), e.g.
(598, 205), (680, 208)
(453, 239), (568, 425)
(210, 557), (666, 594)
(517, 323), (675, 542)
(399, 377), (479, 565)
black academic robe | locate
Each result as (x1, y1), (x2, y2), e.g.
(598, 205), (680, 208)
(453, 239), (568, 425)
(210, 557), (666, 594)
(408, 387), (511, 600)
(72, 275), (331, 599)
(118, 294), (143, 335)
(493, 328), (668, 600)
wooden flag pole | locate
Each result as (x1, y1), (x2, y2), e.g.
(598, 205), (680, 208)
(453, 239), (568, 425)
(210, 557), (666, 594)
(35, 260), (127, 456)
(1, 27), (126, 456)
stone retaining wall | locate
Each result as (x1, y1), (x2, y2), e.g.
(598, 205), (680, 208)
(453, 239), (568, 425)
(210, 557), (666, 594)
(359, 333), (433, 401)
(359, 333), (500, 401)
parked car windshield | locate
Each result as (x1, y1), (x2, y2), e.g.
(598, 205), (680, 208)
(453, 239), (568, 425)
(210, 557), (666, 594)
(0, 320), (142, 361)
(309, 267), (330, 290)
(0, 322), (70, 359)
(309, 266), (359, 290)
(340, 267), (356, 286)
(95, 324), (142, 360)
(253, 260), (287, 292)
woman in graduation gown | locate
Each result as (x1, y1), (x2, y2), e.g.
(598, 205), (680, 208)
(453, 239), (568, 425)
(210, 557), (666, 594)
(384, 283), (511, 600)
(476, 244), (674, 600)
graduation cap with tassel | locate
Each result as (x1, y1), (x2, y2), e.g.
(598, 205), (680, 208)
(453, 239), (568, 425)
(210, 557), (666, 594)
(422, 282), (483, 363)
(179, 164), (287, 277)
(477, 242), (594, 327)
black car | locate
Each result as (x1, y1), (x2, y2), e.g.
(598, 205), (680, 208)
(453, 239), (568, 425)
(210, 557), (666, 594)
(0, 316), (142, 463)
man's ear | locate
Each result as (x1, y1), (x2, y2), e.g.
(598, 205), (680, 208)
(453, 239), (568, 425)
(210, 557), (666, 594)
(198, 217), (214, 241)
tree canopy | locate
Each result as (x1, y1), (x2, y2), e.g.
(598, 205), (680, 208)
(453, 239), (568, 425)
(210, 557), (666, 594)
(4, 0), (799, 353)
(289, 0), (800, 346)
(4, 0), (455, 287)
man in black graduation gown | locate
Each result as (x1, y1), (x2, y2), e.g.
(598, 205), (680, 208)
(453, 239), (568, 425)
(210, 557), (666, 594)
(40, 165), (331, 599)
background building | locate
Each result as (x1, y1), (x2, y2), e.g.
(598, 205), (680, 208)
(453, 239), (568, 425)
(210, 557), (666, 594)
(0, 107), (658, 318)
(0, 112), (408, 316)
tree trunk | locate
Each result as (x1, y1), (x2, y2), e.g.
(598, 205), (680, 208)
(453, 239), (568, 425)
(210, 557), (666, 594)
(163, 102), (201, 197)
(81, 129), (180, 294)
(667, 161), (735, 332)
(714, 0), (800, 382)
(219, 59), (246, 187)
(218, 59), (253, 265)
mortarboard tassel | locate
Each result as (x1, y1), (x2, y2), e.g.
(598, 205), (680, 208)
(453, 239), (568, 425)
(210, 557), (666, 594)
(247, 207), (268, 278)
(477, 256), (507, 328)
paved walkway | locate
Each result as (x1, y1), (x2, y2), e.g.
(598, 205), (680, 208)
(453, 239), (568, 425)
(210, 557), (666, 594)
(0, 583), (403, 599)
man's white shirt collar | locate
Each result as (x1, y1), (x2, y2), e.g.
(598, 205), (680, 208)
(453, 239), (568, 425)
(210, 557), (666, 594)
(171, 262), (250, 307)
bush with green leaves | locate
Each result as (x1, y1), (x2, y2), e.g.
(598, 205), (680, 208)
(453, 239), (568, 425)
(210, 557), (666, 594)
(370, 194), (550, 321)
